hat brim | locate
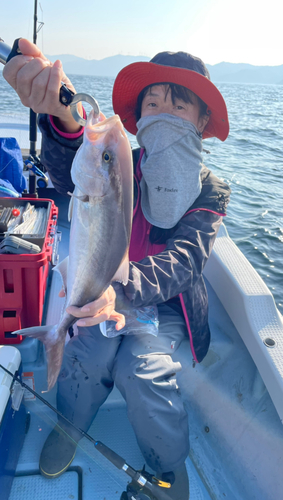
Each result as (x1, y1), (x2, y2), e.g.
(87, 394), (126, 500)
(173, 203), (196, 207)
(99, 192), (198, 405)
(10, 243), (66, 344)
(112, 62), (229, 141)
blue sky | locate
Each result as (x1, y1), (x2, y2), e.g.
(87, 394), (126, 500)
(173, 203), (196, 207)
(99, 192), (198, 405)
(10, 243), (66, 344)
(1, 0), (282, 66)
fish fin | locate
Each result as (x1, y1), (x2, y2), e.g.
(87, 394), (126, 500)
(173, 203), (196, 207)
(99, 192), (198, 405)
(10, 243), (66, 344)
(11, 324), (56, 339)
(112, 251), (129, 286)
(53, 256), (69, 296)
(68, 194), (74, 222)
(68, 191), (89, 203)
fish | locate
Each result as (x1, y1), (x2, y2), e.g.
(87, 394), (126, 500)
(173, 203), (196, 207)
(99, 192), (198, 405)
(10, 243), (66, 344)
(12, 108), (133, 391)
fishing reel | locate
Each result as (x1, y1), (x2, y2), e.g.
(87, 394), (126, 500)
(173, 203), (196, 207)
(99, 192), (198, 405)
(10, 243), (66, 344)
(120, 482), (158, 500)
(121, 491), (157, 500)
(120, 467), (171, 500)
(24, 155), (49, 189)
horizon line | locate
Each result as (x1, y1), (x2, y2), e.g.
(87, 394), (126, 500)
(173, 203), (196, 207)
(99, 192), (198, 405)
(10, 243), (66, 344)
(44, 54), (283, 68)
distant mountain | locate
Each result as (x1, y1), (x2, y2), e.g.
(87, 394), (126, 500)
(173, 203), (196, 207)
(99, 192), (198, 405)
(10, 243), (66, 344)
(46, 54), (150, 78)
(206, 62), (283, 85)
(0, 53), (277, 84)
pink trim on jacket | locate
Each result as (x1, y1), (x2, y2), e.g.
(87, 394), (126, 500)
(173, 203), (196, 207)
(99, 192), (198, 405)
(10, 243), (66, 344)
(179, 293), (198, 363)
(132, 149), (144, 218)
(49, 107), (87, 139)
(186, 207), (226, 217)
(129, 149), (165, 262)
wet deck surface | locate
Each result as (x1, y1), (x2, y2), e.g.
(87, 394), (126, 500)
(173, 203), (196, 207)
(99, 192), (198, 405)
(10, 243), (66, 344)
(11, 402), (211, 500)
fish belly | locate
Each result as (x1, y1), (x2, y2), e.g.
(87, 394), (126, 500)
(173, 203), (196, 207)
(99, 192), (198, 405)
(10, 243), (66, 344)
(67, 194), (129, 309)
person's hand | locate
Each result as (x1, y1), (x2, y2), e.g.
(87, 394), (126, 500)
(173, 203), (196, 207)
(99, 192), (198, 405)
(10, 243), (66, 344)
(62, 285), (125, 330)
(3, 38), (82, 133)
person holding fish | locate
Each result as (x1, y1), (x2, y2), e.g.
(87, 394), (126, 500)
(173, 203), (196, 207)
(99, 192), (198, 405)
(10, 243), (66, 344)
(4, 39), (230, 500)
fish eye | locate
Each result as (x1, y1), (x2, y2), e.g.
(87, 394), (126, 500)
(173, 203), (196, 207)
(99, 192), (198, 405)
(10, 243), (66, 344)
(102, 151), (111, 163)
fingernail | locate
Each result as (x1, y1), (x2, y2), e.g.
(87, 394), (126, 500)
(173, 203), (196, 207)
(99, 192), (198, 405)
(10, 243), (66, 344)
(77, 321), (86, 326)
(81, 307), (90, 312)
(23, 56), (33, 62)
(53, 59), (62, 69)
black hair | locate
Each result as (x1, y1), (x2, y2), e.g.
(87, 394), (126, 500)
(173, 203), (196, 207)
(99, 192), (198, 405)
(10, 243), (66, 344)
(135, 82), (209, 123)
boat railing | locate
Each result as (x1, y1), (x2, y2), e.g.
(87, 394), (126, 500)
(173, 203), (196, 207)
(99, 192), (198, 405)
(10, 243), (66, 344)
(204, 223), (283, 424)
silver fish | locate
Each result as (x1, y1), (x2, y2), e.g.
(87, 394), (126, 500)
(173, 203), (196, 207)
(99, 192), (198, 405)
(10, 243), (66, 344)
(13, 109), (133, 391)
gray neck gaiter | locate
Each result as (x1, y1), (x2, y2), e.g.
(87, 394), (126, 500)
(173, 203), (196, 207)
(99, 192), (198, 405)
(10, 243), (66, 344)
(136, 114), (203, 229)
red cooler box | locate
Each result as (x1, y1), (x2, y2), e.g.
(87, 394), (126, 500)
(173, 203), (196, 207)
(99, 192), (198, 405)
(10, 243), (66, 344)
(0, 198), (58, 344)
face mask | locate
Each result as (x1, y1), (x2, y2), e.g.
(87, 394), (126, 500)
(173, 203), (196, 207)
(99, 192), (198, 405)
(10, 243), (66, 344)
(136, 113), (203, 229)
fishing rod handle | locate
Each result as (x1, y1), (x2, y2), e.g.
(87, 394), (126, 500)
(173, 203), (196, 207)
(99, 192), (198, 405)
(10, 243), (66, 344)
(95, 442), (151, 487)
(6, 38), (22, 63)
(95, 440), (126, 469)
(0, 38), (21, 65)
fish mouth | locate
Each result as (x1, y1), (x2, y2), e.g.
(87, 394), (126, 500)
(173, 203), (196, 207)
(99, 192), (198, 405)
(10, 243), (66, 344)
(86, 114), (126, 143)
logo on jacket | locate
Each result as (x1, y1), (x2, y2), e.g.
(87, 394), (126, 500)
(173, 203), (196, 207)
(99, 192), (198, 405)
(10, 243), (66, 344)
(155, 186), (178, 192)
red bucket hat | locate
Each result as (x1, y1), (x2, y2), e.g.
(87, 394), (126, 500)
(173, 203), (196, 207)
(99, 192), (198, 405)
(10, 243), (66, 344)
(112, 51), (229, 141)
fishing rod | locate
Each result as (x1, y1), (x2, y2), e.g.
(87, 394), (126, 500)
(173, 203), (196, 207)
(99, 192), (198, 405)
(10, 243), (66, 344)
(0, 362), (173, 500)
(0, 0), (44, 196)
(0, 1), (73, 195)
(28, 0), (40, 196)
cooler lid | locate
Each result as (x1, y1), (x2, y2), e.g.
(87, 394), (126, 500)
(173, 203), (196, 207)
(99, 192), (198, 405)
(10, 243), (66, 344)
(0, 345), (21, 423)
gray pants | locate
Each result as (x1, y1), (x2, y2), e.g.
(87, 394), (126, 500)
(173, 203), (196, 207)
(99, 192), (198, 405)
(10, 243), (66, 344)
(57, 304), (190, 473)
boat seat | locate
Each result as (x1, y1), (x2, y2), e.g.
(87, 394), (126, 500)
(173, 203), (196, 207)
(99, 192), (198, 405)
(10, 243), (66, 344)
(204, 223), (283, 423)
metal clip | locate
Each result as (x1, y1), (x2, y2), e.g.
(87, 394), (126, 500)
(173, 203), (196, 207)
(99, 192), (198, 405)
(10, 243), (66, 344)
(69, 93), (100, 126)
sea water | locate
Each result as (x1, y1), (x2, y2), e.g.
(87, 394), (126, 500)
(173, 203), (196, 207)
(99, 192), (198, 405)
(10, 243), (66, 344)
(0, 72), (282, 314)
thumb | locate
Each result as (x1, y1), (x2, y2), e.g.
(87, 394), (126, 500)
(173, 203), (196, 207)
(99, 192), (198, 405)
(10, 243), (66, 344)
(18, 38), (48, 61)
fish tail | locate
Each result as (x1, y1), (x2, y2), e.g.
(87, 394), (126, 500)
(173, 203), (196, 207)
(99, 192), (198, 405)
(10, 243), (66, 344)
(12, 324), (67, 392)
